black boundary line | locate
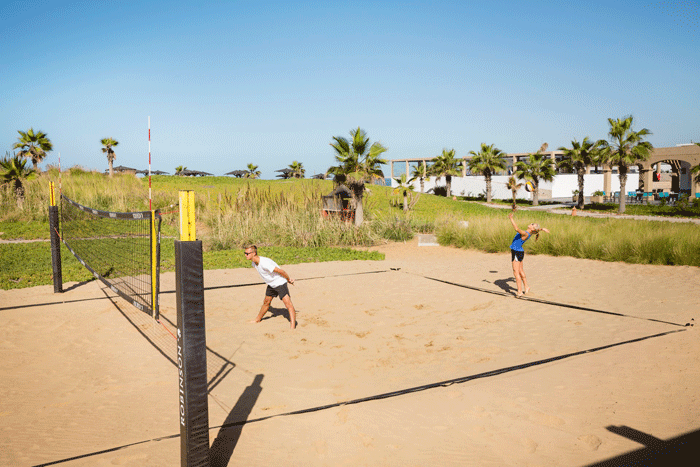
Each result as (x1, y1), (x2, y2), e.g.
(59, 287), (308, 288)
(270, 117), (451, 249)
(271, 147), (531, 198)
(158, 269), (391, 294)
(32, 328), (685, 466)
(409, 272), (688, 328)
(1, 270), (391, 312)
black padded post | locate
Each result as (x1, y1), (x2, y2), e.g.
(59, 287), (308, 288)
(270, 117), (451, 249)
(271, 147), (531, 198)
(49, 205), (63, 293)
(175, 239), (210, 467)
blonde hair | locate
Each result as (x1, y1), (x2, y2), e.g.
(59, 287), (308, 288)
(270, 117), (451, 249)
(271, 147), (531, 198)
(530, 224), (544, 241)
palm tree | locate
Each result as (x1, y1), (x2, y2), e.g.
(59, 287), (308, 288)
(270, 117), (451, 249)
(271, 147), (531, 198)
(505, 175), (523, 209)
(101, 138), (119, 177)
(175, 165), (187, 176)
(13, 128), (53, 171)
(431, 148), (460, 197)
(601, 116), (653, 214)
(468, 143), (507, 203)
(514, 151), (556, 206)
(557, 137), (604, 209)
(245, 163), (261, 179)
(411, 162), (430, 193)
(327, 127), (388, 226)
(1, 153), (36, 208)
(289, 161), (305, 178)
(393, 173), (416, 211)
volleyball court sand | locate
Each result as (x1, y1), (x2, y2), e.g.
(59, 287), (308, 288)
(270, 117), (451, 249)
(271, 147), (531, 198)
(1, 238), (699, 466)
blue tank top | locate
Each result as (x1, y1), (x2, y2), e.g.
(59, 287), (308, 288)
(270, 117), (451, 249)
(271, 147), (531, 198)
(510, 231), (531, 251)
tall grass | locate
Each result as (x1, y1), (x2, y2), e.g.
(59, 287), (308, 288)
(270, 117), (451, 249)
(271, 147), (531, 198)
(200, 183), (407, 249)
(437, 210), (700, 266)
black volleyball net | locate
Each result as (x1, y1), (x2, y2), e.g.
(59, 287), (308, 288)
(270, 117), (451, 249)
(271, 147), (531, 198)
(60, 195), (162, 319)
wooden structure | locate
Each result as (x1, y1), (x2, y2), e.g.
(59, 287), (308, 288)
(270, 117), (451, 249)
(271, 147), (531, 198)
(322, 185), (355, 221)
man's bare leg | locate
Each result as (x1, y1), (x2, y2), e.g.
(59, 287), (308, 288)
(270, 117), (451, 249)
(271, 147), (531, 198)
(251, 296), (273, 323)
(281, 295), (296, 329)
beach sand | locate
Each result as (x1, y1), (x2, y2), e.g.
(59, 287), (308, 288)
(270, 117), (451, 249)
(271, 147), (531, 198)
(1, 237), (699, 466)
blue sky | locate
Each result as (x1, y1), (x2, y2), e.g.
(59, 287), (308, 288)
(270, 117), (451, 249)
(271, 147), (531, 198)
(1, 0), (698, 179)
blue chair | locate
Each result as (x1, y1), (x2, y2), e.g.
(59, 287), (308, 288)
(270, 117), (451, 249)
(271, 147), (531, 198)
(696, 193), (700, 199)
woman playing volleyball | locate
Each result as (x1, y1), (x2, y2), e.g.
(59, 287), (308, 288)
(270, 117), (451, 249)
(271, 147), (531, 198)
(508, 211), (549, 297)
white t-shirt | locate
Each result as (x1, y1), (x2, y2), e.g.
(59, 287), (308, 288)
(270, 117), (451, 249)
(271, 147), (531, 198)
(253, 256), (287, 287)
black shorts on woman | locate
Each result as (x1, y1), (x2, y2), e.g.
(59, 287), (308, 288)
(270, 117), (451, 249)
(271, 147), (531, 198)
(511, 249), (525, 262)
(265, 283), (290, 299)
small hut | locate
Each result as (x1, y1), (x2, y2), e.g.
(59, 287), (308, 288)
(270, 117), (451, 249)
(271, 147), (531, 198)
(322, 185), (355, 221)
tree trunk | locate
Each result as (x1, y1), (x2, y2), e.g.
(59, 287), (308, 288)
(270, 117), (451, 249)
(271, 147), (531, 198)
(512, 190), (517, 209)
(403, 193), (408, 211)
(351, 182), (365, 226)
(446, 175), (452, 197)
(14, 180), (25, 209)
(577, 168), (585, 209)
(618, 168), (628, 214)
(109, 160), (114, 177)
(532, 178), (539, 206)
(486, 176), (492, 203)
(420, 178), (424, 193)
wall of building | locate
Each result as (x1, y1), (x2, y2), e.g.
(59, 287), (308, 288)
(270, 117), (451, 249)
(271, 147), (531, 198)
(397, 173), (641, 200)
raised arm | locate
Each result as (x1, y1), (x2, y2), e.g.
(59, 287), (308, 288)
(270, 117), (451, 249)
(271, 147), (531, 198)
(508, 212), (529, 238)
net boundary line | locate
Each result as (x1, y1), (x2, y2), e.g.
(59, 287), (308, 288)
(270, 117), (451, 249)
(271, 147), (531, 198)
(31, 328), (686, 467)
(61, 194), (159, 220)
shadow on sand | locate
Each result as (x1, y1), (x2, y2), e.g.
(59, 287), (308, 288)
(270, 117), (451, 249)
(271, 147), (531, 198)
(585, 425), (700, 466)
(209, 374), (264, 467)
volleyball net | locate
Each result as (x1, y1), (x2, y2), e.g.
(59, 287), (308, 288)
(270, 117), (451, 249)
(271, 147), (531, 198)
(59, 194), (162, 319)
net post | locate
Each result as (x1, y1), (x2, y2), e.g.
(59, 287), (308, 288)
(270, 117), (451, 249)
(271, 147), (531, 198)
(175, 190), (210, 466)
(49, 182), (63, 293)
(151, 210), (159, 320)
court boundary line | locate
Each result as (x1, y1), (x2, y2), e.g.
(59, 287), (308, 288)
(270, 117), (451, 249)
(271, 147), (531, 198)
(32, 328), (685, 467)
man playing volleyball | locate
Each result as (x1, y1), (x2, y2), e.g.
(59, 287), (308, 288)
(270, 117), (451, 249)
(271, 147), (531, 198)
(508, 211), (549, 298)
(245, 245), (297, 329)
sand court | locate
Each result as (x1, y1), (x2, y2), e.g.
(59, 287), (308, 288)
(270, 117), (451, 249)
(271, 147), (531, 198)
(1, 237), (699, 466)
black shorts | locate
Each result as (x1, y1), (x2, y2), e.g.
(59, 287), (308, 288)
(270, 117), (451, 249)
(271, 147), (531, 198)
(265, 283), (290, 299)
(511, 249), (525, 262)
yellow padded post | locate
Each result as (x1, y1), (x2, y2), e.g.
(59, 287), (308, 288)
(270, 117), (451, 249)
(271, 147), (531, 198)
(179, 190), (196, 241)
(49, 182), (56, 206)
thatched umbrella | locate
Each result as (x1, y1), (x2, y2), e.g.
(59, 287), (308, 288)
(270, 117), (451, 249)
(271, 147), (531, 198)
(107, 165), (137, 173)
(225, 170), (247, 177)
(275, 168), (294, 179)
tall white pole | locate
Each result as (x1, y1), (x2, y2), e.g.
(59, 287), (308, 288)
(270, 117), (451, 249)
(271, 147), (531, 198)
(148, 116), (152, 211)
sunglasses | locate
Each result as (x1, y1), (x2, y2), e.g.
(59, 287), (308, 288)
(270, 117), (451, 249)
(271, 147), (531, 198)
(244, 251), (254, 256)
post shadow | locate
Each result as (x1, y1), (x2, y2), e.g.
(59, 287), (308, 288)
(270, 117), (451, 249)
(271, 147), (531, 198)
(209, 374), (264, 467)
(584, 425), (700, 466)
